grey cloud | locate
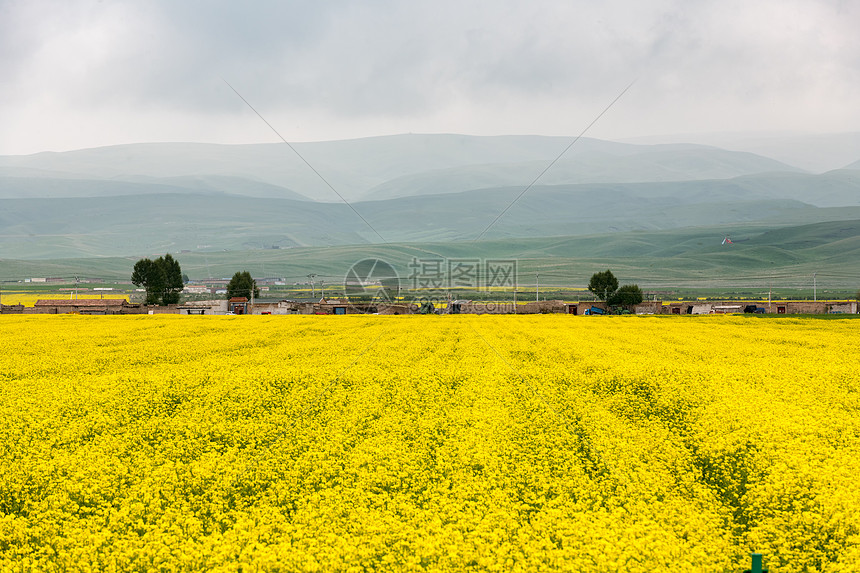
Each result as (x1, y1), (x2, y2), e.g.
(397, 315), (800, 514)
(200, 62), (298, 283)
(1, 0), (859, 154)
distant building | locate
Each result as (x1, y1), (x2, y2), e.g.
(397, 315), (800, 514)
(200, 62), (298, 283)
(177, 300), (228, 315)
(228, 297), (248, 314)
(32, 299), (131, 315)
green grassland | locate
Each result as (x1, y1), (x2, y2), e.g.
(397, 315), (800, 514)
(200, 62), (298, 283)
(4, 220), (860, 300)
(2, 171), (860, 259)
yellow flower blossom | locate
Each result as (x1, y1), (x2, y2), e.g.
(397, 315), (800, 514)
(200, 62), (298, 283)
(0, 314), (858, 571)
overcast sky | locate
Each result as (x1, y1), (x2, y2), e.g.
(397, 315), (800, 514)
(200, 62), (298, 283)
(1, 0), (858, 155)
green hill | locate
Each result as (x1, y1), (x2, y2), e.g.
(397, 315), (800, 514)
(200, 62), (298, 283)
(3, 167), (860, 260)
(0, 135), (803, 203)
(0, 175), (310, 202)
(4, 221), (860, 296)
(362, 147), (801, 200)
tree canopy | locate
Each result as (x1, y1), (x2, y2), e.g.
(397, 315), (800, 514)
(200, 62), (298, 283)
(588, 270), (643, 310)
(226, 271), (259, 300)
(588, 270), (619, 302)
(131, 254), (184, 305)
(609, 284), (644, 306)
(131, 258), (163, 305)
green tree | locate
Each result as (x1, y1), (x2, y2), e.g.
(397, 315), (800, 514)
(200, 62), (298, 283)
(588, 270), (619, 302)
(159, 254), (184, 305)
(609, 284), (644, 307)
(226, 271), (259, 300)
(131, 254), (184, 305)
(131, 258), (164, 305)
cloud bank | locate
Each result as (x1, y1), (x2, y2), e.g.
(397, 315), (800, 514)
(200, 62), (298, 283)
(1, 0), (858, 154)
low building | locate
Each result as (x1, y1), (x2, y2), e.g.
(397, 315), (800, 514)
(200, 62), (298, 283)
(182, 285), (211, 295)
(516, 300), (570, 314)
(828, 301), (858, 314)
(32, 299), (132, 315)
(712, 304), (744, 314)
(141, 305), (181, 315)
(633, 301), (663, 315)
(659, 300), (858, 315)
(249, 299), (417, 315)
(0, 304), (25, 314)
(228, 297), (248, 314)
(177, 300), (228, 315)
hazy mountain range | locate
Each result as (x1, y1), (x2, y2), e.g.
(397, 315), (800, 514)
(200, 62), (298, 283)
(1, 134), (859, 280)
(621, 131), (860, 173)
(0, 134), (827, 203)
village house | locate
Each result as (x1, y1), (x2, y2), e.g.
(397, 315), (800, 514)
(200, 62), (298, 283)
(177, 300), (228, 315)
(2, 295), (857, 317)
(31, 299), (135, 315)
(660, 300), (858, 315)
(228, 297), (249, 315)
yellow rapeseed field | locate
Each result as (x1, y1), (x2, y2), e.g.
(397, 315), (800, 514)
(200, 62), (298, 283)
(1, 314), (858, 572)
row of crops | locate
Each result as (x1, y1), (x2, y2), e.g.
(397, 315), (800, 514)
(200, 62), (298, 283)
(1, 314), (858, 571)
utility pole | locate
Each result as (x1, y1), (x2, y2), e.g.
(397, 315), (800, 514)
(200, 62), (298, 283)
(535, 272), (539, 302)
(813, 272), (817, 302)
(307, 273), (316, 299)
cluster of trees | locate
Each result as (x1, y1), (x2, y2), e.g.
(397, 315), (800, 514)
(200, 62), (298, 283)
(131, 259), (260, 306)
(588, 270), (643, 308)
(131, 254), (185, 305)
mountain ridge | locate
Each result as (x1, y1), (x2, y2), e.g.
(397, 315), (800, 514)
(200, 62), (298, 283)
(3, 168), (860, 259)
(0, 134), (806, 203)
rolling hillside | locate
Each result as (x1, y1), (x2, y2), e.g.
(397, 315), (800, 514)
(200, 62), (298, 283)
(2, 168), (859, 260)
(0, 135), (803, 203)
(621, 131), (860, 173)
(362, 147), (801, 200)
(0, 175), (310, 201)
(3, 220), (860, 295)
